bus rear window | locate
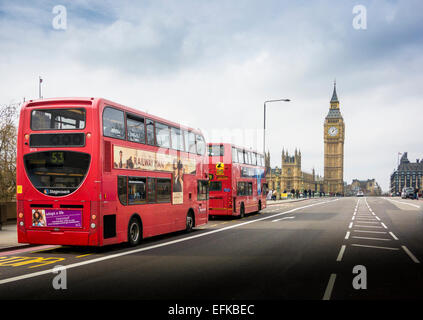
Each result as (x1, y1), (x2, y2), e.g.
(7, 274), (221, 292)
(210, 181), (222, 191)
(208, 145), (224, 156)
(31, 109), (86, 130)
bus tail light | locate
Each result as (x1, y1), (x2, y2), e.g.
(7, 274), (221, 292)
(227, 198), (233, 209)
(91, 215), (97, 229)
(90, 202), (99, 232)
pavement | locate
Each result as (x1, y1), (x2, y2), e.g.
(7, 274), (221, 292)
(0, 221), (30, 251)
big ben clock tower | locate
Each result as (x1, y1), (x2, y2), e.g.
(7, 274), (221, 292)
(324, 81), (345, 195)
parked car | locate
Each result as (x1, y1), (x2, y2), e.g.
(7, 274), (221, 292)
(356, 190), (364, 197)
(402, 187), (416, 199)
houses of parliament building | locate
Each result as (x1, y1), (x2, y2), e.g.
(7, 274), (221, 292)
(266, 82), (345, 196)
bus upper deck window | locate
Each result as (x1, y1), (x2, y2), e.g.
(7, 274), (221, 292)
(196, 134), (205, 155)
(146, 119), (155, 145)
(187, 132), (197, 154)
(127, 115), (145, 144)
(170, 127), (184, 151)
(232, 147), (238, 163)
(103, 107), (125, 139)
(155, 122), (171, 148)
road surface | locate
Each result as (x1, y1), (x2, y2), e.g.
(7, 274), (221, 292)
(0, 197), (422, 301)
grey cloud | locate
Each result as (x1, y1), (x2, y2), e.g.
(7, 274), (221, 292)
(1, 0), (423, 191)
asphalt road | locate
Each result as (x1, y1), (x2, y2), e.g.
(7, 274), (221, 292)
(0, 197), (422, 301)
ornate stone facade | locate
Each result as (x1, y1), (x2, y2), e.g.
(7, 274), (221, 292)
(345, 179), (382, 196)
(266, 149), (324, 196)
(390, 152), (423, 195)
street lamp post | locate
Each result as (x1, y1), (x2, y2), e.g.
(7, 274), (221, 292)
(39, 76), (43, 99)
(263, 98), (290, 157)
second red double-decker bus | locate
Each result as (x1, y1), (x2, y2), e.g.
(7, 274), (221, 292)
(16, 97), (209, 247)
(208, 143), (267, 218)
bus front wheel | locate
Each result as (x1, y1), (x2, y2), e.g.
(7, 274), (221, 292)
(128, 217), (142, 246)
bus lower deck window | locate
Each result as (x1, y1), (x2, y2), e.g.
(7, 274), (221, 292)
(197, 180), (209, 201)
(147, 178), (156, 203)
(118, 176), (128, 205)
(157, 179), (171, 203)
(128, 177), (147, 204)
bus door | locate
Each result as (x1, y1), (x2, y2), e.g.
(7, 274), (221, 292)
(197, 180), (209, 224)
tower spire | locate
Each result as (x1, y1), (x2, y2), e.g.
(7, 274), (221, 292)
(330, 79), (339, 103)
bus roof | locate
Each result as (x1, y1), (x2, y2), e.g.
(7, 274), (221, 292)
(23, 97), (203, 135)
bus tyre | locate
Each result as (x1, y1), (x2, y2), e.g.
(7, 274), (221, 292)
(239, 203), (245, 219)
(186, 212), (194, 233)
(258, 200), (262, 212)
(128, 217), (142, 246)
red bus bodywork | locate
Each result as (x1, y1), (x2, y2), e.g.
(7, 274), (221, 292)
(17, 97), (209, 246)
(208, 143), (267, 218)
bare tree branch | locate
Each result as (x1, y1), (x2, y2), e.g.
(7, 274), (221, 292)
(0, 103), (19, 202)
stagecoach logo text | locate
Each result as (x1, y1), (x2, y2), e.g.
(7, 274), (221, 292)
(43, 189), (71, 196)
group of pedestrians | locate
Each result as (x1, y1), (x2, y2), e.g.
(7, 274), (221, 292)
(267, 189), (326, 200)
(266, 190), (277, 200)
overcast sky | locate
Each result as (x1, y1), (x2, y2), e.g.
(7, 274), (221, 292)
(1, 0), (423, 191)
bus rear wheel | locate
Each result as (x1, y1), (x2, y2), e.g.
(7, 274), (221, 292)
(128, 217), (142, 246)
(186, 212), (194, 233)
(239, 203), (245, 219)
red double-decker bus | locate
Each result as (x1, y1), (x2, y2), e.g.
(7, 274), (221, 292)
(208, 143), (267, 218)
(16, 97), (209, 246)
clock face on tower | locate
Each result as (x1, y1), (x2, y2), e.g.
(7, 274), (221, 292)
(328, 126), (338, 136)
